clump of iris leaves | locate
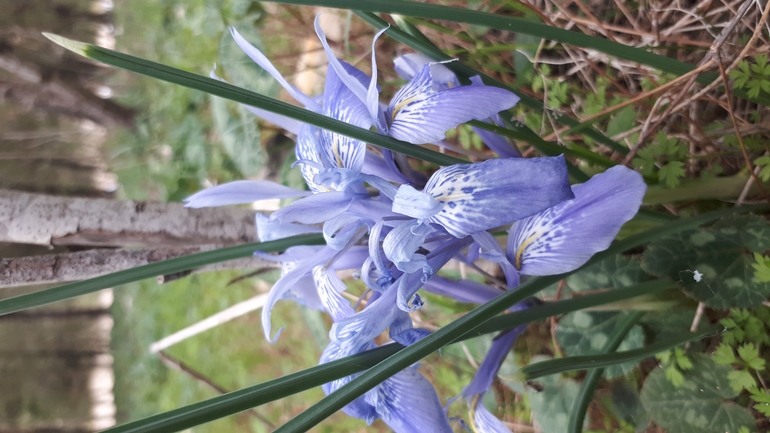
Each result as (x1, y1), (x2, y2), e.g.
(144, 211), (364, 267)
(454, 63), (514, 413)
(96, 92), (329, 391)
(5, 1), (769, 433)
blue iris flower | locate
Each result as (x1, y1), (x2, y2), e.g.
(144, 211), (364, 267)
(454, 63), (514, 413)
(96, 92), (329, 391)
(179, 15), (652, 432)
(423, 166), (646, 431)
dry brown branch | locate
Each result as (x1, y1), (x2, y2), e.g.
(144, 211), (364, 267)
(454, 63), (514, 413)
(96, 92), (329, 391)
(157, 351), (275, 428)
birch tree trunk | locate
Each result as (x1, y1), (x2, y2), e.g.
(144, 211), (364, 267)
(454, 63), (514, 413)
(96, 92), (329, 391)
(0, 189), (259, 248)
(0, 247), (279, 289)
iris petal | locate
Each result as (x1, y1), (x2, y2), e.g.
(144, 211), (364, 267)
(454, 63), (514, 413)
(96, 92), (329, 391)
(423, 276), (503, 305)
(382, 220), (435, 274)
(230, 27), (321, 112)
(424, 156), (574, 238)
(319, 62), (373, 172)
(295, 125), (326, 192)
(507, 166), (646, 275)
(320, 341), (380, 423)
(255, 213), (321, 243)
(183, 180), (311, 208)
(392, 184), (444, 220)
(468, 398), (513, 433)
(269, 191), (354, 224)
(210, 70), (304, 134)
(366, 366), (454, 433)
(314, 16), (370, 118)
(312, 266), (355, 321)
(393, 53), (459, 89)
(387, 64), (520, 144)
(261, 246), (336, 341)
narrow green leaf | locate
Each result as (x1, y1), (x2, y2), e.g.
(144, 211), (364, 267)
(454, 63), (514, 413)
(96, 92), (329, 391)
(274, 204), (769, 433)
(285, 1), (698, 81)
(42, 33), (465, 168)
(521, 326), (715, 380)
(98, 279), (670, 433)
(0, 234), (326, 316)
(469, 120), (617, 168)
(99, 344), (402, 433)
(556, 311), (645, 378)
(568, 311), (644, 433)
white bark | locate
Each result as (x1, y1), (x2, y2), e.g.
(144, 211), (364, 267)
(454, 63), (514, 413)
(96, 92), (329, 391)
(0, 247), (279, 289)
(0, 189), (258, 248)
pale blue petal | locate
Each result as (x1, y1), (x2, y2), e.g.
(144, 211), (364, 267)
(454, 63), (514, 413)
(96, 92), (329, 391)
(295, 125), (326, 193)
(392, 184), (444, 220)
(331, 283), (400, 344)
(424, 156), (574, 238)
(367, 366), (454, 433)
(333, 239), (469, 346)
(254, 245), (322, 267)
(365, 26), (391, 132)
(323, 214), (369, 250)
(464, 327), (525, 396)
(394, 53), (458, 89)
(281, 274), (324, 311)
(387, 64), (520, 144)
(269, 191), (354, 224)
(393, 53), (429, 80)
(243, 104), (304, 135)
(468, 398), (513, 433)
(396, 238), (470, 311)
(184, 180), (311, 208)
(312, 265), (355, 321)
(256, 213), (321, 242)
(329, 245), (370, 271)
(262, 246), (336, 341)
(423, 276), (503, 305)
(382, 220), (436, 274)
(319, 62), (372, 172)
(210, 70), (303, 135)
(396, 267), (430, 311)
(507, 166), (646, 275)
(472, 125), (521, 158)
(391, 328), (432, 346)
(362, 151), (411, 184)
(320, 341), (380, 423)
(230, 27), (321, 112)
(470, 232), (520, 288)
(314, 16), (368, 113)
(368, 220), (392, 277)
(467, 76), (521, 158)
(388, 310), (414, 339)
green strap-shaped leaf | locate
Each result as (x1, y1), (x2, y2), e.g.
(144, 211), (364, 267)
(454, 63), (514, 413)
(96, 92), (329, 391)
(43, 33), (464, 168)
(277, 1), (696, 79)
(519, 325), (715, 380)
(567, 311), (644, 433)
(274, 204), (770, 433)
(0, 234), (326, 316)
(98, 279), (671, 433)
